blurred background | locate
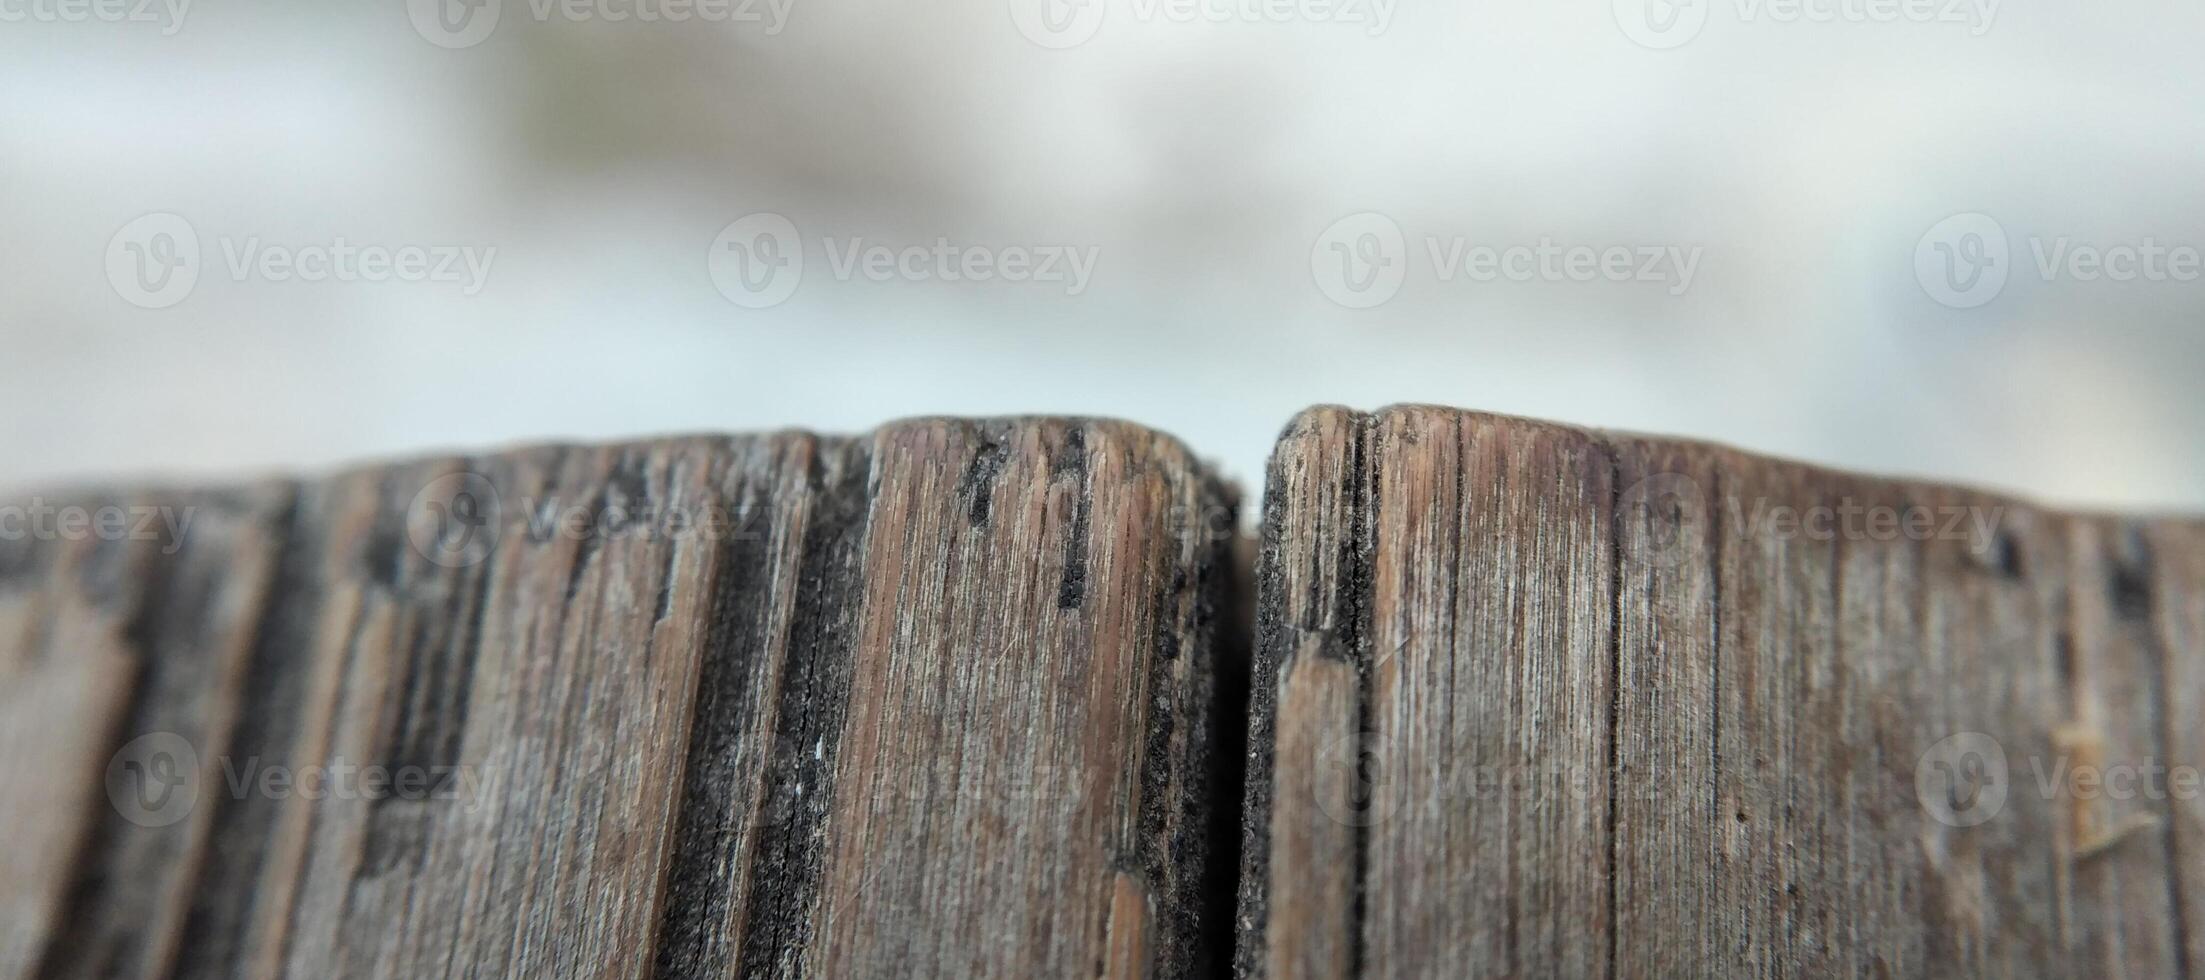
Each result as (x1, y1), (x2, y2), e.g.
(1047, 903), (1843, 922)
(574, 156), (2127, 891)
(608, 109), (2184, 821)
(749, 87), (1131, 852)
(3, 0), (2201, 510)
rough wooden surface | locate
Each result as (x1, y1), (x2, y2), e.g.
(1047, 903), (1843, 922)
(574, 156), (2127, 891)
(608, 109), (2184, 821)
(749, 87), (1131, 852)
(0, 418), (1241, 980)
(1, 486), (288, 980)
(1240, 405), (2205, 979)
(10, 405), (2203, 979)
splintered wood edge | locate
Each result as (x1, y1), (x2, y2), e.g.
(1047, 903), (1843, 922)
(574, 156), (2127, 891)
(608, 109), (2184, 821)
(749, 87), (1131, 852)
(1240, 404), (2205, 979)
(0, 417), (1248, 980)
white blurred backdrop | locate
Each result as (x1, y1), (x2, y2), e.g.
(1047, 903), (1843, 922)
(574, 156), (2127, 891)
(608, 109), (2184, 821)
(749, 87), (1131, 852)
(2, 0), (2201, 509)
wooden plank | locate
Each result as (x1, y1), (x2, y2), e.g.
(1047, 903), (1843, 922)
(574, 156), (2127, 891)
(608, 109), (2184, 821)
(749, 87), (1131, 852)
(654, 433), (871, 980)
(1236, 407), (1367, 980)
(11, 405), (2202, 977)
(1608, 436), (1722, 978)
(805, 419), (1236, 978)
(0, 418), (1239, 979)
(2053, 517), (2186, 974)
(1241, 404), (2205, 979)
(2148, 518), (2205, 973)
(273, 443), (729, 977)
(1365, 408), (1614, 978)
(1, 487), (288, 979)
(1916, 488), (2072, 976)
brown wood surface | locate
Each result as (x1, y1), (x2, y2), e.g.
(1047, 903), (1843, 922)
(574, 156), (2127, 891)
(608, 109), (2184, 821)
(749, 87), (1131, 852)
(1240, 405), (2205, 979)
(0, 418), (1241, 980)
(7, 406), (2203, 979)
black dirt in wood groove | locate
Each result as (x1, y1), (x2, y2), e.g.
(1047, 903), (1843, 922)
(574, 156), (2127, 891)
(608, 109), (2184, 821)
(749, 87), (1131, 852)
(1056, 426), (1091, 610)
(172, 487), (309, 977)
(653, 471), (787, 979)
(958, 436), (1010, 528)
(731, 441), (872, 979)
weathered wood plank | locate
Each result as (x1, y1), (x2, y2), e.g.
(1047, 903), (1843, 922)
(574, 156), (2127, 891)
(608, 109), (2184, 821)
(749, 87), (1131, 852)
(1366, 408), (1614, 978)
(1608, 436), (1722, 978)
(2054, 517), (2186, 974)
(806, 419), (1235, 979)
(271, 444), (730, 978)
(2, 488), (289, 980)
(655, 433), (870, 980)
(1241, 404), (2205, 979)
(1237, 407), (1365, 980)
(2148, 518), (2205, 973)
(0, 418), (1239, 980)
(12, 405), (2201, 978)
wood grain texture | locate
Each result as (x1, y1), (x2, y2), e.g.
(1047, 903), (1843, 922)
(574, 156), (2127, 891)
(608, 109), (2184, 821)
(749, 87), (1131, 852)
(12, 405), (2202, 979)
(0, 418), (1240, 980)
(1, 487), (288, 980)
(1241, 404), (2205, 979)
